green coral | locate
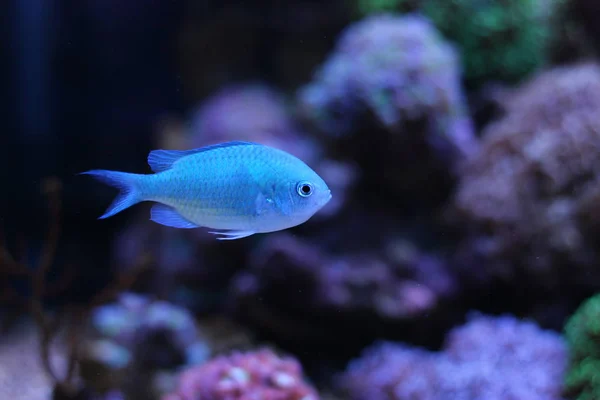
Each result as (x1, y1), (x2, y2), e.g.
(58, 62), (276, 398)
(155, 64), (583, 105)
(564, 358), (600, 400)
(564, 293), (600, 399)
(356, 0), (563, 86)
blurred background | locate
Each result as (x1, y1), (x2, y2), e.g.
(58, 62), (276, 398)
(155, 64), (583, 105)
(3, 0), (600, 399)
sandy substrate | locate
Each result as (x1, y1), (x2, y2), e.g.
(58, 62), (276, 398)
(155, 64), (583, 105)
(0, 318), (68, 400)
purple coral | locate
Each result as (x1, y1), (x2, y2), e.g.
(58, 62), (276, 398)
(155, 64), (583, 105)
(340, 343), (439, 400)
(230, 231), (458, 348)
(438, 314), (568, 399)
(162, 348), (319, 400)
(449, 63), (600, 322)
(338, 313), (568, 400)
(298, 13), (476, 159)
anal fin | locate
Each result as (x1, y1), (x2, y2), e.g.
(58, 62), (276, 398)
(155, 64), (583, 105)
(150, 204), (199, 229)
(208, 230), (256, 240)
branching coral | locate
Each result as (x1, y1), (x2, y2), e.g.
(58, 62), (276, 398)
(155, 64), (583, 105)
(338, 313), (568, 400)
(162, 348), (319, 400)
(563, 293), (600, 400)
(450, 62), (600, 322)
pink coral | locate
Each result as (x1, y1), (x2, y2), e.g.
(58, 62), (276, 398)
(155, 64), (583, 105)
(163, 348), (319, 400)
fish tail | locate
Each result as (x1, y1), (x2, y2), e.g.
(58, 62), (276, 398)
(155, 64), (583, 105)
(81, 169), (144, 219)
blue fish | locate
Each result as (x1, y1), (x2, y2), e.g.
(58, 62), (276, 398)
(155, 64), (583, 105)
(82, 141), (332, 240)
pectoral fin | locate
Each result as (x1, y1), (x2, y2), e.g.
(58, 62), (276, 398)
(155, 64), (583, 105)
(150, 204), (200, 229)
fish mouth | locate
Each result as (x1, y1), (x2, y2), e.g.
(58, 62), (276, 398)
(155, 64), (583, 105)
(326, 189), (332, 201)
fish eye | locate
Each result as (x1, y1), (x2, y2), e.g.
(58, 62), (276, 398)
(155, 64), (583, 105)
(296, 181), (313, 197)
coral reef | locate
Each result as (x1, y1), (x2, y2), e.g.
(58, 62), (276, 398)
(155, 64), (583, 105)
(563, 293), (600, 400)
(355, 0), (560, 85)
(449, 62), (600, 326)
(230, 230), (460, 352)
(162, 348), (319, 400)
(10, 3), (594, 399)
(297, 13), (476, 207)
(338, 313), (568, 400)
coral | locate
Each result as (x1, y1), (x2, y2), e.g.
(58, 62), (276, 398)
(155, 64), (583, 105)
(85, 292), (210, 371)
(162, 348), (319, 400)
(450, 63), (600, 322)
(355, 0), (561, 85)
(297, 14), (476, 208)
(298, 14), (475, 156)
(563, 293), (600, 399)
(338, 313), (568, 400)
(340, 343), (439, 399)
(439, 314), (568, 399)
(230, 230), (459, 351)
(81, 293), (211, 399)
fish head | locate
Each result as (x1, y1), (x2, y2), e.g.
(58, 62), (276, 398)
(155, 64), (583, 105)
(276, 167), (332, 225)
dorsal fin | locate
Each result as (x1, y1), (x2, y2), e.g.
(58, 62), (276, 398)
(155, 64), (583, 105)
(147, 141), (258, 172)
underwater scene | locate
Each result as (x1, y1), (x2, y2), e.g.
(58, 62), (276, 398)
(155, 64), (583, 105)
(5, 0), (600, 399)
